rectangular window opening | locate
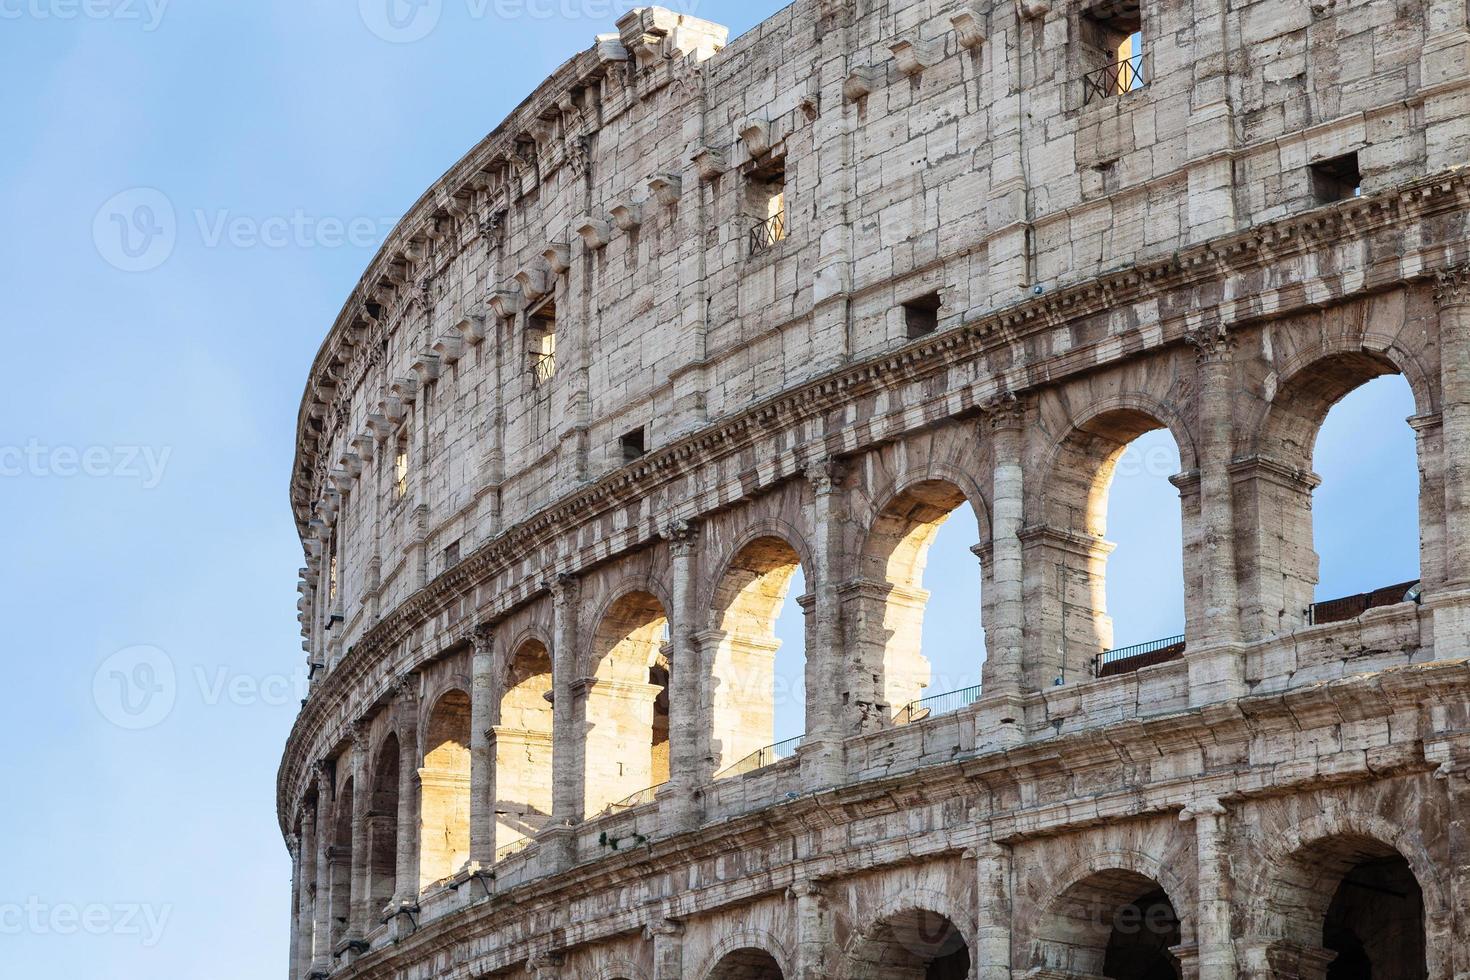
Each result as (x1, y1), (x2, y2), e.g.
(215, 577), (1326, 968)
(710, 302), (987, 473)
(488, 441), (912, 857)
(903, 292), (943, 340)
(394, 436), (410, 500)
(746, 159), (787, 255)
(1311, 153), (1361, 204)
(1081, 1), (1145, 104)
(444, 539), (461, 568)
(528, 300), (557, 388)
(620, 426), (647, 462)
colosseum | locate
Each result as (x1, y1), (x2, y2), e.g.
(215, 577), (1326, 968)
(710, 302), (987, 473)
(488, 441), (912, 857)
(278, 1), (1470, 977)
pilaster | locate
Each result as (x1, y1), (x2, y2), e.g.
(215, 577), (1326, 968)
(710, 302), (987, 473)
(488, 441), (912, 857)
(392, 676), (420, 906)
(347, 725), (371, 948)
(801, 458), (848, 788)
(469, 622), (498, 867)
(788, 880), (834, 980)
(1180, 799), (1236, 980)
(662, 519), (705, 831)
(645, 917), (685, 980)
(971, 843), (1013, 980)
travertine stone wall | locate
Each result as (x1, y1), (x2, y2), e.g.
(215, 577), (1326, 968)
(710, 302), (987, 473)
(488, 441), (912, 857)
(280, 1), (1470, 977)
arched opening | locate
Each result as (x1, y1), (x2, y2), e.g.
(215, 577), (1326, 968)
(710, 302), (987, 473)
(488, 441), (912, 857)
(495, 639), (553, 850)
(709, 536), (806, 775)
(1035, 868), (1183, 978)
(846, 908), (972, 980)
(857, 481), (984, 727)
(585, 591), (669, 815)
(329, 778), (354, 947)
(707, 948), (786, 980)
(1310, 375), (1421, 617)
(367, 735), (399, 915)
(1037, 410), (1185, 685)
(419, 689), (470, 889)
(1247, 352), (1423, 637)
(1270, 835), (1426, 979)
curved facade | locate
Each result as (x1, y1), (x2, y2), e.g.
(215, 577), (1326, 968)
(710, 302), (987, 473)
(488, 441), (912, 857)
(279, 2), (1470, 978)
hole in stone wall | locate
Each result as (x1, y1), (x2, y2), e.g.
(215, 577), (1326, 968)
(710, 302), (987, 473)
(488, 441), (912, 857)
(1312, 153), (1362, 204)
(620, 426), (646, 462)
(903, 292), (942, 340)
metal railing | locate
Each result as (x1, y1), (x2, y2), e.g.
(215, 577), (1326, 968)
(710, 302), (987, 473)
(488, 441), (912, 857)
(1309, 581), (1421, 626)
(1083, 54), (1146, 105)
(1093, 634), (1186, 678)
(494, 836), (532, 862)
(715, 734), (803, 779)
(893, 684), (983, 726)
(749, 210), (787, 255)
(603, 781), (665, 813)
(530, 351), (556, 388)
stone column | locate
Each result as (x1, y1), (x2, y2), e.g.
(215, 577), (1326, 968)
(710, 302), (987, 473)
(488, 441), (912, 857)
(1185, 328), (1246, 706)
(469, 623), (498, 868)
(287, 833), (303, 980)
(645, 917), (685, 980)
(544, 574), (582, 870)
(802, 459), (848, 788)
(973, 843), (1013, 980)
(1181, 799), (1236, 980)
(311, 765), (333, 977)
(295, 808), (317, 980)
(977, 394), (1028, 749)
(788, 880), (834, 980)
(663, 519), (704, 831)
(1433, 268), (1470, 656)
(347, 727), (371, 946)
(393, 679), (420, 907)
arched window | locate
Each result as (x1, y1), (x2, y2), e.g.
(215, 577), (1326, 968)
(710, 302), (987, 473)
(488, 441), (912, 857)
(585, 592), (669, 815)
(1037, 410), (1186, 683)
(857, 481), (983, 725)
(709, 536), (806, 776)
(367, 736), (399, 914)
(419, 690), (470, 888)
(495, 640), (553, 849)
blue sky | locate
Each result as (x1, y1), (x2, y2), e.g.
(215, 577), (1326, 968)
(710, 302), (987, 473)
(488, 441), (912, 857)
(0, 3), (1421, 976)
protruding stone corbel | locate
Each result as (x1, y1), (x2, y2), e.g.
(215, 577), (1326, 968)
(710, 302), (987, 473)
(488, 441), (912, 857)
(574, 215), (613, 250)
(609, 199), (644, 232)
(389, 376), (419, 406)
(952, 6), (987, 49)
(1018, 0), (1051, 19)
(455, 314), (486, 346)
(514, 265), (552, 302)
(410, 351), (441, 384)
(351, 431), (376, 463)
(432, 334), (465, 365)
(738, 118), (771, 158)
(691, 147), (726, 182)
(843, 66), (878, 102)
(648, 173), (683, 206)
(337, 452), (363, 479)
(488, 286), (523, 320)
(595, 35), (629, 65)
(891, 37), (940, 76)
(541, 242), (572, 275)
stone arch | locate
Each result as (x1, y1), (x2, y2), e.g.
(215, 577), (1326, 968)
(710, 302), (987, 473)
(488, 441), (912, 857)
(698, 929), (793, 980)
(495, 636), (554, 849)
(329, 776), (355, 947)
(1243, 805), (1445, 975)
(840, 888), (977, 980)
(418, 670), (473, 736)
(1241, 338), (1434, 635)
(853, 476), (985, 725)
(1030, 853), (1193, 979)
(583, 588), (671, 816)
(367, 732), (400, 913)
(588, 956), (650, 980)
(419, 688), (471, 888)
(706, 529), (809, 775)
(1029, 398), (1191, 687)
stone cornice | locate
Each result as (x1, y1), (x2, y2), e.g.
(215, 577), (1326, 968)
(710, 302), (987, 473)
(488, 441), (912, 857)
(279, 170), (1470, 832)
